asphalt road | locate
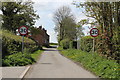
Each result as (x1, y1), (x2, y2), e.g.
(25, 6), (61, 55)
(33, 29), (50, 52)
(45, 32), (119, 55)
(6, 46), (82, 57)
(24, 47), (97, 78)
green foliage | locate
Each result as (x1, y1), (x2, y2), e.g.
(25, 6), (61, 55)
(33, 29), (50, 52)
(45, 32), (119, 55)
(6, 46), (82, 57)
(2, 30), (35, 43)
(53, 6), (77, 44)
(2, 52), (35, 66)
(73, 2), (120, 63)
(59, 48), (120, 79)
(1, 2), (39, 32)
(69, 41), (73, 49)
(50, 43), (58, 45)
(60, 39), (70, 49)
(80, 36), (93, 52)
(1, 30), (38, 58)
(60, 39), (76, 49)
(2, 48), (43, 66)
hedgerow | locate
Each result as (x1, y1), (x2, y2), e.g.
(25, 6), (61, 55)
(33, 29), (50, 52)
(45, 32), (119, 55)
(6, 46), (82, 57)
(1, 30), (40, 66)
(2, 30), (38, 58)
(80, 36), (93, 52)
(59, 48), (120, 79)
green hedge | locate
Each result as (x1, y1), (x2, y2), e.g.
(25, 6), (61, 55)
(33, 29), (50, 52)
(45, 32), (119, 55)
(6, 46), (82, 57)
(1, 30), (38, 58)
(60, 39), (70, 49)
(60, 39), (75, 49)
(1, 30), (42, 66)
(59, 48), (120, 79)
(80, 36), (93, 52)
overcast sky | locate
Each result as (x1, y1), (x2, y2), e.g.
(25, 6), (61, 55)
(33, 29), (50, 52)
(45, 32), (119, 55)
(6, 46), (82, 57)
(32, 0), (90, 43)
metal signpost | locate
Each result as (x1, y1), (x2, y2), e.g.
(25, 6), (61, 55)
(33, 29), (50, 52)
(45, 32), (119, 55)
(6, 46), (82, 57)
(90, 28), (99, 52)
(18, 26), (28, 53)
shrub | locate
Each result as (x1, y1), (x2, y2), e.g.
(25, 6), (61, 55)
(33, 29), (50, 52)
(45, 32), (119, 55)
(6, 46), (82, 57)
(2, 52), (35, 66)
(60, 39), (76, 49)
(69, 41), (73, 49)
(80, 36), (93, 52)
(60, 39), (70, 49)
(1, 30), (39, 58)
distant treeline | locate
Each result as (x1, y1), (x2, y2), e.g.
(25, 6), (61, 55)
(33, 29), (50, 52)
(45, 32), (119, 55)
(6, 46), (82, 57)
(50, 43), (58, 45)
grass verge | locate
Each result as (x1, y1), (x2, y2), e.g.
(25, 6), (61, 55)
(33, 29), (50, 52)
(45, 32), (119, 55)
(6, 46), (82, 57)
(31, 50), (44, 61)
(2, 50), (44, 66)
(58, 47), (120, 79)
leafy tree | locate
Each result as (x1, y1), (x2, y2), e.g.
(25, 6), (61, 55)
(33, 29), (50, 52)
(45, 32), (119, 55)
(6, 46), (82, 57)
(61, 16), (77, 40)
(53, 6), (77, 45)
(73, 1), (120, 62)
(1, 2), (39, 32)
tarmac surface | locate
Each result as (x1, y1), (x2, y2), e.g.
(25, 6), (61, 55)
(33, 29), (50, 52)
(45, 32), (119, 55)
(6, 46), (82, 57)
(24, 48), (97, 78)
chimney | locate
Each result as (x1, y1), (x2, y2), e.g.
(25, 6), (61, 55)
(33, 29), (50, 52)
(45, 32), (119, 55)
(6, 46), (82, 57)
(45, 30), (47, 33)
(39, 26), (42, 29)
(42, 28), (45, 31)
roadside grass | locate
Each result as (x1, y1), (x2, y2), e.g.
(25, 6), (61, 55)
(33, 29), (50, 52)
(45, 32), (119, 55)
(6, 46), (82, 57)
(2, 52), (35, 66)
(31, 50), (44, 61)
(50, 43), (58, 45)
(58, 47), (120, 79)
(2, 49), (44, 66)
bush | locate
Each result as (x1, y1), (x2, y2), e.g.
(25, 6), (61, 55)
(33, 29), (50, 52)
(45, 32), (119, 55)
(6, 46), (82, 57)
(59, 48), (120, 79)
(60, 39), (70, 49)
(1, 30), (39, 58)
(69, 41), (73, 49)
(80, 36), (93, 52)
(60, 39), (76, 49)
(2, 52), (35, 66)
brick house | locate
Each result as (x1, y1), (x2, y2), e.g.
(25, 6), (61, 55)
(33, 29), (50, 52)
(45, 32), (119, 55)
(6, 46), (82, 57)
(31, 26), (49, 47)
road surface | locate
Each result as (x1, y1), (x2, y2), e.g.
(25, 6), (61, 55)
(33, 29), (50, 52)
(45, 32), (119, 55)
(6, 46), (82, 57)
(24, 47), (97, 78)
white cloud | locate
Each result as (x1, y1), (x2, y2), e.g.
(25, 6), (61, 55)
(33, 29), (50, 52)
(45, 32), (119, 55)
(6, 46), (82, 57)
(48, 13), (53, 19)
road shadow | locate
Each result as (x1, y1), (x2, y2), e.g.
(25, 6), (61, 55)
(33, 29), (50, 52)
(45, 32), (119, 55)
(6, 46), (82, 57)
(49, 45), (58, 48)
(43, 48), (65, 52)
(43, 45), (65, 52)
(43, 48), (58, 51)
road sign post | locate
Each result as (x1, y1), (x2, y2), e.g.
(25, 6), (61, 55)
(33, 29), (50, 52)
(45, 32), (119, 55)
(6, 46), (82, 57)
(93, 37), (95, 52)
(90, 28), (99, 52)
(18, 26), (28, 53)
(22, 36), (24, 53)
